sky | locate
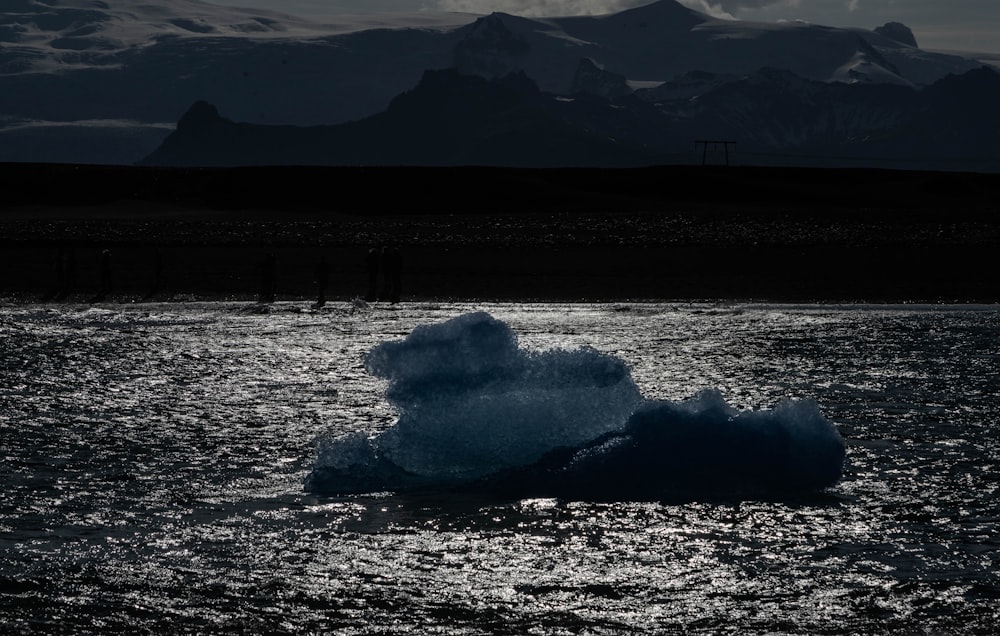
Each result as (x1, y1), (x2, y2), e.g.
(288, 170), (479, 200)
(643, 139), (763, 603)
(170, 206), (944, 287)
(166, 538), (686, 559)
(207, 0), (1000, 54)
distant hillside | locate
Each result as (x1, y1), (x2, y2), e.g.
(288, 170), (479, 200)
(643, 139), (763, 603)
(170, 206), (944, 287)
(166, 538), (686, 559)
(142, 66), (1000, 172)
(140, 70), (670, 168)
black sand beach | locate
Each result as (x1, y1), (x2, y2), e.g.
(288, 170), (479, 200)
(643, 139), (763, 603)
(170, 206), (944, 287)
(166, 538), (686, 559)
(2, 163), (998, 303)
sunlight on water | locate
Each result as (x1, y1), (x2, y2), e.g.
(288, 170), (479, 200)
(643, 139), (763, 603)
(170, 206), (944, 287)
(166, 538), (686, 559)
(2, 301), (1000, 633)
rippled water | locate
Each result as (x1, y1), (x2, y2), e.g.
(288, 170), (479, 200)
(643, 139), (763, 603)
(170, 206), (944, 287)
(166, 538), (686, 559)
(2, 302), (999, 634)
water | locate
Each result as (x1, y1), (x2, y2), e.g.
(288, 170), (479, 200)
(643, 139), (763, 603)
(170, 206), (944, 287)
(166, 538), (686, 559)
(2, 301), (999, 634)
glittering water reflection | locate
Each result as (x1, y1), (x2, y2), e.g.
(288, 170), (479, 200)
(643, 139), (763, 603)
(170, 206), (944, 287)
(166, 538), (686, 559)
(2, 302), (999, 633)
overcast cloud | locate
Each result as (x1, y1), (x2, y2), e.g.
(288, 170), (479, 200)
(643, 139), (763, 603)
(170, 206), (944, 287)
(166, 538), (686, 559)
(209, 0), (1000, 53)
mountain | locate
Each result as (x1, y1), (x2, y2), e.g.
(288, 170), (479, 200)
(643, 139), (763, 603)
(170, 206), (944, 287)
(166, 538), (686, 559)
(647, 65), (1000, 171)
(452, 2), (975, 91)
(140, 69), (671, 167)
(142, 66), (1000, 172)
(0, 0), (989, 165)
(0, 0), (470, 163)
(874, 22), (919, 48)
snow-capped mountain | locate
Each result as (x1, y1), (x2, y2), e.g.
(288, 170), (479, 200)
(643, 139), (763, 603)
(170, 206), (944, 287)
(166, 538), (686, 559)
(1, 0), (471, 71)
(2, 0), (336, 73)
(0, 0), (990, 165)
(452, 2), (978, 91)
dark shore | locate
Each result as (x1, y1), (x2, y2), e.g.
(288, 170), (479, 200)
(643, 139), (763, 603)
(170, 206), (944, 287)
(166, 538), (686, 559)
(2, 163), (999, 304)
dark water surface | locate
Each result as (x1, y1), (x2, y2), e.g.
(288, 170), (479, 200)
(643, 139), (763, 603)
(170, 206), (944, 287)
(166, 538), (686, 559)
(2, 302), (999, 634)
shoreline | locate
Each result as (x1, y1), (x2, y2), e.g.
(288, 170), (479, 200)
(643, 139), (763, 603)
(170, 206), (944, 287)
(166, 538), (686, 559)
(3, 164), (999, 304)
(4, 298), (998, 311)
(3, 243), (997, 305)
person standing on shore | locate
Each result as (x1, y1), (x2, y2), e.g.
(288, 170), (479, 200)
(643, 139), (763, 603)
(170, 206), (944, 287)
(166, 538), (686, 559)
(53, 247), (77, 301)
(365, 247), (380, 302)
(259, 253), (277, 303)
(88, 249), (112, 303)
(43, 247), (70, 302)
(314, 255), (329, 308)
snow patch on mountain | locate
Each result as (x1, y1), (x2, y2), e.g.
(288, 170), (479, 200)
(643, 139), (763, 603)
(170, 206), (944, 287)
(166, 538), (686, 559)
(834, 51), (911, 86)
(451, 4), (980, 93)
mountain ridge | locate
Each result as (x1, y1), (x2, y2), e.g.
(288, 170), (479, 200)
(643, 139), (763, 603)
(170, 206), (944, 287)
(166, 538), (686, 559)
(141, 65), (1000, 172)
(0, 0), (991, 165)
(141, 69), (669, 168)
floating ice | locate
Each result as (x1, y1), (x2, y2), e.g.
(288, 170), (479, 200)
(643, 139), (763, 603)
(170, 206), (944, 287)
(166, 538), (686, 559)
(306, 312), (846, 499)
(308, 312), (644, 492)
(481, 389), (847, 500)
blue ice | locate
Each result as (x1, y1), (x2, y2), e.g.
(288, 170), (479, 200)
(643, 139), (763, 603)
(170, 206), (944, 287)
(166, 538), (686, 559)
(306, 312), (845, 499)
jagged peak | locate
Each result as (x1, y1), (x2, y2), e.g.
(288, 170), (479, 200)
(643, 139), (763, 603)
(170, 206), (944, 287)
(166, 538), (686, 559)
(603, 0), (706, 24)
(468, 12), (517, 31)
(461, 12), (530, 46)
(572, 58), (631, 99)
(177, 100), (222, 129)
(874, 22), (918, 48)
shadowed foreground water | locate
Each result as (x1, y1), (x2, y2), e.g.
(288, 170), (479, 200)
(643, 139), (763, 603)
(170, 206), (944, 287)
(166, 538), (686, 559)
(2, 302), (999, 633)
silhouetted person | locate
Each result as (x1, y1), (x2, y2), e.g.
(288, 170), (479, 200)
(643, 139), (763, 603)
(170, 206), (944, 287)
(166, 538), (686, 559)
(313, 256), (329, 308)
(382, 245), (402, 304)
(53, 247), (77, 301)
(365, 247), (380, 302)
(259, 253), (277, 303)
(42, 248), (65, 302)
(89, 249), (112, 303)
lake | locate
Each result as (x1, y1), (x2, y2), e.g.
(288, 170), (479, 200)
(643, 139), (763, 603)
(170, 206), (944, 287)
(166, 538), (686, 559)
(2, 301), (998, 633)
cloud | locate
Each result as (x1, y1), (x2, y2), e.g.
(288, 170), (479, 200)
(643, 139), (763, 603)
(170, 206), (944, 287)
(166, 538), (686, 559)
(716, 0), (797, 7)
(676, 0), (732, 18)
(435, 0), (651, 16)
(675, 0), (802, 19)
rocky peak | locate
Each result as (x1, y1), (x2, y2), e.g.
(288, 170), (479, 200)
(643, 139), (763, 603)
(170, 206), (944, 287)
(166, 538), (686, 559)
(571, 58), (631, 99)
(874, 22), (918, 48)
(177, 100), (223, 130)
(454, 12), (531, 80)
